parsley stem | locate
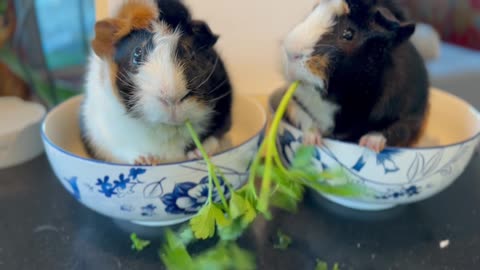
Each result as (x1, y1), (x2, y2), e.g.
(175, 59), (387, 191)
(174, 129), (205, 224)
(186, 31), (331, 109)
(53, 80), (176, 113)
(246, 138), (267, 199)
(272, 148), (288, 176)
(211, 169), (230, 212)
(185, 120), (228, 210)
(257, 81), (300, 214)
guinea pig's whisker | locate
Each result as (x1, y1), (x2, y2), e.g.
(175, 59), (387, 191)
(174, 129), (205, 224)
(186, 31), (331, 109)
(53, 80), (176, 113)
(313, 44), (339, 51)
(208, 90), (231, 104)
(116, 71), (136, 88)
(206, 79), (228, 95)
(195, 56), (219, 89)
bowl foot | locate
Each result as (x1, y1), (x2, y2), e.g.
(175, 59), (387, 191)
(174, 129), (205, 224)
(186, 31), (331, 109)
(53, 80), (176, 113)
(322, 195), (397, 211)
(131, 216), (192, 227)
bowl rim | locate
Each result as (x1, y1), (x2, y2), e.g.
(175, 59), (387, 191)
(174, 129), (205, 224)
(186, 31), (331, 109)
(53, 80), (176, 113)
(269, 87), (480, 151)
(41, 94), (267, 167)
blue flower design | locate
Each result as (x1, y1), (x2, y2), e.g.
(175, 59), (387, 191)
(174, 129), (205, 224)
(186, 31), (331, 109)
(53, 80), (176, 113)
(278, 129), (297, 165)
(95, 168), (147, 198)
(129, 168), (147, 180)
(120, 205), (134, 212)
(65, 177), (81, 200)
(161, 176), (229, 215)
(405, 186), (419, 197)
(377, 149), (402, 174)
(96, 176), (117, 198)
(352, 156), (367, 172)
(376, 185), (421, 200)
(113, 174), (130, 189)
(141, 204), (157, 216)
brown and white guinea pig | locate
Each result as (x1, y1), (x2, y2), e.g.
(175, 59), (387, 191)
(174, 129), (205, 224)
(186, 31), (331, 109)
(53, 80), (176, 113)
(282, 0), (429, 153)
(81, 0), (232, 165)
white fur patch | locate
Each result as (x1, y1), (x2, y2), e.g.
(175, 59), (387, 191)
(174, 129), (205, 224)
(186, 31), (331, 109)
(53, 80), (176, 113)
(282, 0), (347, 88)
(288, 84), (339, 134)
(133, 24), (193, 124)
(283, 0), (348, 58)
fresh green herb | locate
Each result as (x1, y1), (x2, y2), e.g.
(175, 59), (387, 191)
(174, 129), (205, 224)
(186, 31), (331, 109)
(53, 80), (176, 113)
(274, 230), (292, 250)
(177, 226), (195, 246)
(160, 230), (195, 270)
(130, 233), (151, 252)
(194, 241), (255, 270)
(255, 81), (301, 216)
(190, 202), (231, 240)
(315, 260), (328, 270)
(246, 81), (365, 218)
(176, 81), (366, 270)
(185, 81), (366, 242)
(159, 229), (255, 270)
(185, 121), (232, 240)
(315, 260), (340, 270)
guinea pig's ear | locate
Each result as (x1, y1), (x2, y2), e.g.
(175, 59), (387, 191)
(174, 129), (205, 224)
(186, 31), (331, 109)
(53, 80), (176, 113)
(394, 22), (416, 44)
(374, 9), (415, 44)
(191, 20), (219, 50)
(91, 19), (124, 58)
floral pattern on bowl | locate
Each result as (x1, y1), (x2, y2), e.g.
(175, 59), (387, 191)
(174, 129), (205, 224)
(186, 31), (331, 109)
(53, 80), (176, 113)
(42, 95), (266, 226)
(278, 126), (479, 210)
(272, 88), (480, 211)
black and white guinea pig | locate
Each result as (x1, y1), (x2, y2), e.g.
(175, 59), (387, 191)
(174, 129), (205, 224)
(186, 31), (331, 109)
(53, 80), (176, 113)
(81, 0), (233, 165)
(282, 0), (429, 153)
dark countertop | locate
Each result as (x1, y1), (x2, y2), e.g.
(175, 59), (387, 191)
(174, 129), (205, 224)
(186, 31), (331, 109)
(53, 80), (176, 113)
(0, 152), (479, 270)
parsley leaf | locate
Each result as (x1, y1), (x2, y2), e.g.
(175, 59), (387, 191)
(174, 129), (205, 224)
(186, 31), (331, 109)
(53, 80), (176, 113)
(315, 259), (340, 270)
(190, 203), (230, 240)
(274, 230), (292, 250)
(130, 233), (151, 252)
(315, 260), (328, 270)
(292, 145), (316, 168)
(195, 242), (255, 270)
(159, 230), (194, 270)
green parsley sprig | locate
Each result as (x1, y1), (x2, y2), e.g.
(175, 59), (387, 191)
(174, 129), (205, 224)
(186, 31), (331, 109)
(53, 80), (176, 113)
(158, 81), (364, 269)
(184, 81), (365, 241)
(160, 229), (255, 270)
(130, 233), (151, 252)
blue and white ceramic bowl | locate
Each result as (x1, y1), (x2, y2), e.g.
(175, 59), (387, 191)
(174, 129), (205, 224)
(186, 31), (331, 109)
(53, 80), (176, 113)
(271, 88), (480, 211)
(42, 95), (266, 226)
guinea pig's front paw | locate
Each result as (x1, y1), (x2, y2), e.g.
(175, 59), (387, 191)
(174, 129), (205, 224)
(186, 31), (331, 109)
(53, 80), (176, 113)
(134, 155), (163, 166)
(303, 128), (323, 146)
(187, 137), (221, 160)
(359, 133), (387, 153)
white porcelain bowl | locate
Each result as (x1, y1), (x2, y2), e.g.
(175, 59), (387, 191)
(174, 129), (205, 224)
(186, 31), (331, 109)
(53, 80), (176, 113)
(271, 88), (480, 211)
(0, 97), (46, 169)
(42, 95), (266, 226)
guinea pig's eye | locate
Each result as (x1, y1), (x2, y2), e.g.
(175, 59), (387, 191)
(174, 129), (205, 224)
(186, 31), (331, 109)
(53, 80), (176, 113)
(342, 28), (355, 41)
(132, 47), (144, 65)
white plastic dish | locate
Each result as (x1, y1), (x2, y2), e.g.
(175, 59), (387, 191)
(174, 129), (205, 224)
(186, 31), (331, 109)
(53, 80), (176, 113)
(271, 88), (480, 211)
(41, 95), (266, 226)
(0, 97), (46, 169)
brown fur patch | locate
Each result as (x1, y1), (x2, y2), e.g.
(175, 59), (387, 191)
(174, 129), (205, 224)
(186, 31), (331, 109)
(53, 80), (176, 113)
(92, 0), (159, 58)
(307, 55), (329, 81)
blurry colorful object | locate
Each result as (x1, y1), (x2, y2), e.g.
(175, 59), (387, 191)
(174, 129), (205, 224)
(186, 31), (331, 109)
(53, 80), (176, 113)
(402, 0), (480, 50)
(0, 0), (30, 100)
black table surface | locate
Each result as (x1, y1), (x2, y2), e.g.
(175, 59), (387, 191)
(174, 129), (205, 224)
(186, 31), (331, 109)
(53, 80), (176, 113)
(0, 151), (479, 270)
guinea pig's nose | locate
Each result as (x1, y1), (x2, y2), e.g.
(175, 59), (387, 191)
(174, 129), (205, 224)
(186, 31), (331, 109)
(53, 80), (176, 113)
(158, 96), (177, 106)
(287, 52), (303, 61)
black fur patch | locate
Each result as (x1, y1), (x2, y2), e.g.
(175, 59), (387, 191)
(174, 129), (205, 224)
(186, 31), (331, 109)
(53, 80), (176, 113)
(114, 30), (154, 113)
(311, 0), (428, 146)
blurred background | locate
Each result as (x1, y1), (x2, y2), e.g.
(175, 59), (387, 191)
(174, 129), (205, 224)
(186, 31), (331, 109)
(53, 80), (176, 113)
(0, 0), (479, 108)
